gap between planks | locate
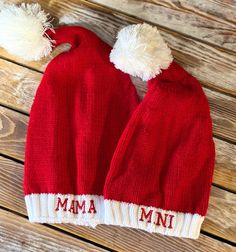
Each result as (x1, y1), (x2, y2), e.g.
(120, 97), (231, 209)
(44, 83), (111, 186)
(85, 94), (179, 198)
(1, 0), (236, 97)
(0, 206), (110, 252)
(0, 57), (236, 145)
(0, 96), (235, 192)
(0, 154), (235, 244)
(0, 205), (233, 252)
(0, 158), (233, 252)
(0, 1), (235, 250)
(85, 0), (236, 52)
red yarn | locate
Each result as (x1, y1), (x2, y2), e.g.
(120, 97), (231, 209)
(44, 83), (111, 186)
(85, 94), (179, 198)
(104, 62), (215, 216)
(23, 26), (215, 237)
(24, 26), (139, 196)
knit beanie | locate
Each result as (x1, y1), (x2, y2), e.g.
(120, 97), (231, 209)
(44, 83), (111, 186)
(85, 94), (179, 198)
(0, 3), (139, 226)
(0, 3), (215, 239)
(104, 24), (215, 239)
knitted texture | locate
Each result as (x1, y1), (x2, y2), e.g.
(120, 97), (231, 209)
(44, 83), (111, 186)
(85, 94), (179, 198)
(24, 26), (139, 225)
(21, 24), (215, 239)
(103, 62), (215, 238)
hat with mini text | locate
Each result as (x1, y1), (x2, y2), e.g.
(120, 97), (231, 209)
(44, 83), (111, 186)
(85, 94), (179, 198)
(104, 24), (215, 239)
(0, 3), (215, 239)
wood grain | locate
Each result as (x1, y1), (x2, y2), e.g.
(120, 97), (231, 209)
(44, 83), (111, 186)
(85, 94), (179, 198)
(203, 186), (236, 243)
(0, 59), (41, 114)
(1, 57), (236, 144)
(0, 106), (28, 160)
(0, 1), (235, 250)
(205, 88), (236, 143)
(0, 209), (108, 252)
(1, 0), (236, 96)
(0, 94), (235, 192)
(88, 0), (236, 52)
(214, 138), (236, 192)
(0, 156), (235, 251)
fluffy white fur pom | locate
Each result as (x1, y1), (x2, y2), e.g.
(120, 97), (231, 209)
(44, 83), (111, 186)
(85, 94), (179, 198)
(110, 23), (173, 81)
(0, 3), (54, 61)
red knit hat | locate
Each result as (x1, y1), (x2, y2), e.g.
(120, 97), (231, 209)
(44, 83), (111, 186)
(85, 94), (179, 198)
(104, 25), (215, 239)
(0, 3), (139, 226)
(0, 3), (215, 239)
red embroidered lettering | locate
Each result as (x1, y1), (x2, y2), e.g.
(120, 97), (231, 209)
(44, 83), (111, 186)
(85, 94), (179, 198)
(75, 200), (86, 214)
(68, 200), (86, 214)
(168, 214), (174, 229)
(68, 200), (75, 213)
(88, 200), (97, 213)
(55, 197), (68, 211)
(55, 197), (97, 215)
(154, 212), (168, 227)
(139, 208), (153, 223)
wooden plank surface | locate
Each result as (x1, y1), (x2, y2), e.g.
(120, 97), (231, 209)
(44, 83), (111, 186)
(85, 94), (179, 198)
(0, 86), (235, 192)
(0, 106), (28, 161)
(0, 0), (235, 251)
(0, 209), (108, 252)
(205, 88), (236, 143)
(0, 156), (235, 243)
(2, 0), (236, 96)
(89, 0), (236, 52)
(0, 156), (235, 252)
(214, 138), (236, 192)
(0, 59), (42, 113)
(1, 59), (236, 144)
(203, 187), (236, 242)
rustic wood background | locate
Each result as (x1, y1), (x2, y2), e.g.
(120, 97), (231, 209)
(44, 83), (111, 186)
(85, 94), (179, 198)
(0, 0), (236, 251)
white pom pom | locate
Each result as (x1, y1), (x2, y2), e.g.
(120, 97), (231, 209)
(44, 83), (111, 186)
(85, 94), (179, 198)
(110, 23), (173, 81)
(0, 3), (54, 61)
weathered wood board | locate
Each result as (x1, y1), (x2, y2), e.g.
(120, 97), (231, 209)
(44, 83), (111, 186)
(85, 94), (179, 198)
(1, 58), (236, 144)
(0, 98), (235, 192)
(0, 155), (235, 243)
(2, 0), (236, 96)
(0, 209), (108, 252)
(0, 0), (235, 251)
(0, 156), (235, 251)
(89, 0), (236, 52)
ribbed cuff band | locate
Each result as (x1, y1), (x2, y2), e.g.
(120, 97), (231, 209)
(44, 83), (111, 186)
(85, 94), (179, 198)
(25, 194), (104, 227)
(104, 200), (204, 239)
